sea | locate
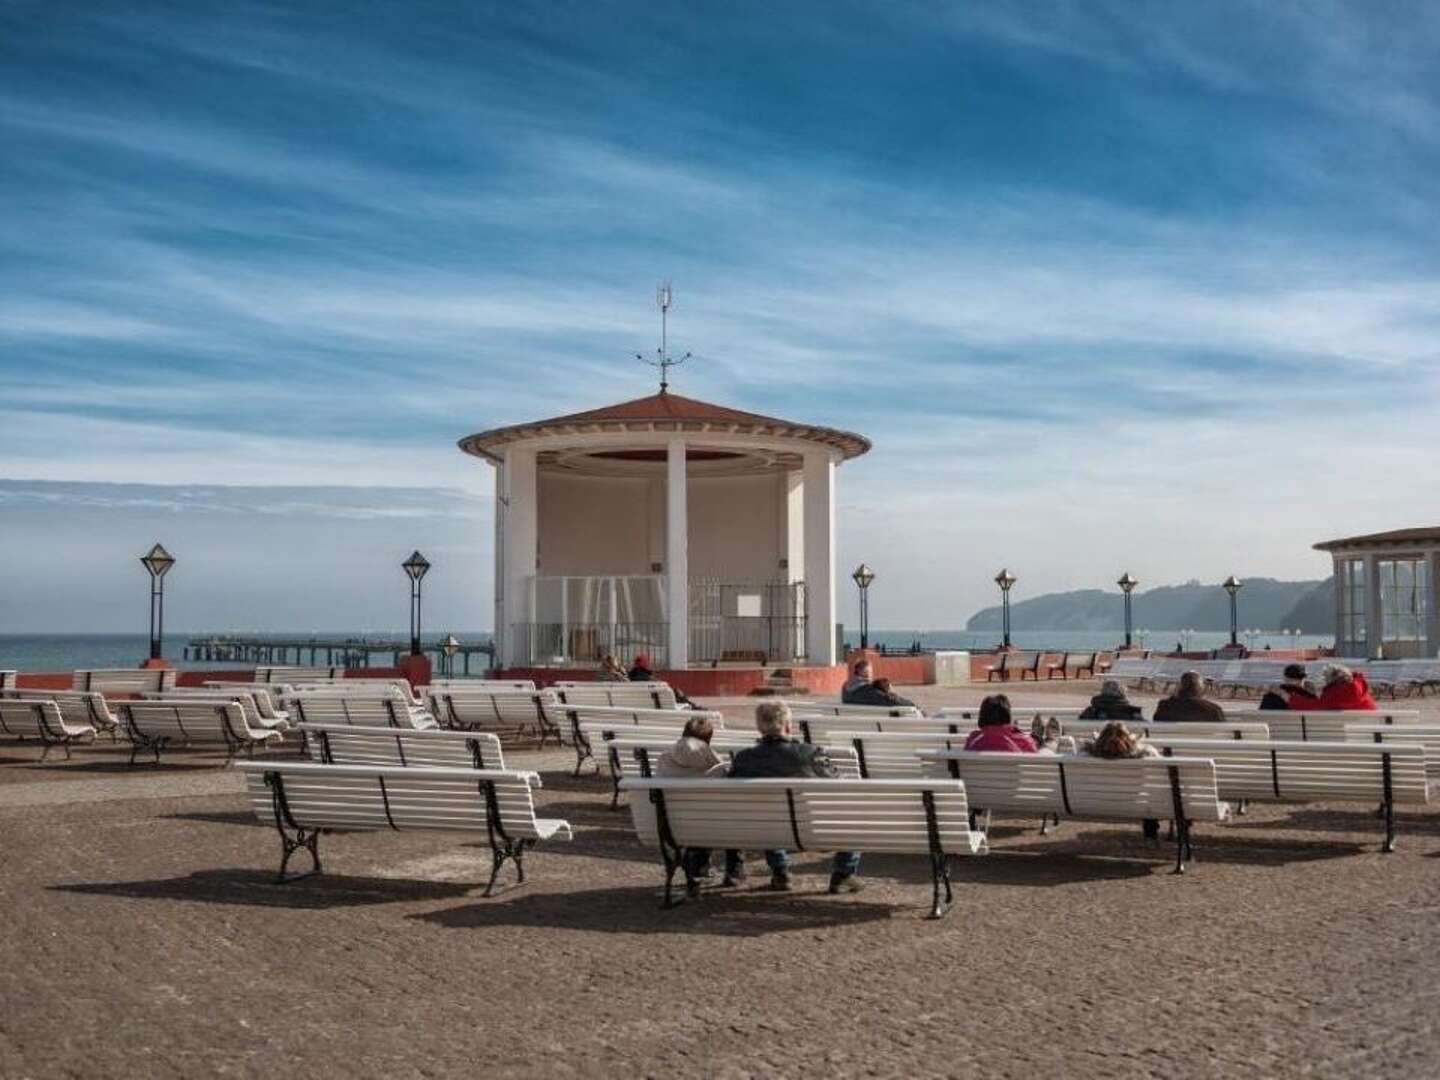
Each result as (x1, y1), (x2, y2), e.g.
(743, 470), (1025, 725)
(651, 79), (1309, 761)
(0, 629), (1334, 673)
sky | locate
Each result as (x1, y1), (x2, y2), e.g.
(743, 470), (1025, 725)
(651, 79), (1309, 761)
(2, 2), (1439, 633)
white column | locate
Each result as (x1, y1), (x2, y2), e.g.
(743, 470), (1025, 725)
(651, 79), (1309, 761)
(1364, 553), (1383, 658)
(501, 447), (539, 667)
(803, 450), (836, 665)
(785, 469), (805, 583)
(492, 461), (505, 667)
(1427, 549), (1440, 658)
(666, 439), (689, 669)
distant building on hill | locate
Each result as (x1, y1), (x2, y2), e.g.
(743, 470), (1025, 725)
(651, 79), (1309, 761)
(1314, 528), (1440, 659)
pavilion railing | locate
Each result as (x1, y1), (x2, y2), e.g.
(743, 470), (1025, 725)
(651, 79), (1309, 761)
(509, 622), (669, 668)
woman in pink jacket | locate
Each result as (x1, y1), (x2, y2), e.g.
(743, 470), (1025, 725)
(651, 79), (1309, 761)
(963, 695), (1040, 752)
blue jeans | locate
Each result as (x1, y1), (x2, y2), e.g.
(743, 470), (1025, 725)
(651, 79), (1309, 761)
(765, 850), (861, 877)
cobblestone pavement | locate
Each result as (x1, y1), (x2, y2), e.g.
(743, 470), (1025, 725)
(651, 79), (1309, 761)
(2, 681), (1439, 1077)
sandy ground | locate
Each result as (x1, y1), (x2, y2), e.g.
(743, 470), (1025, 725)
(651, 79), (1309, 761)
(3, 679), (1440, 1078)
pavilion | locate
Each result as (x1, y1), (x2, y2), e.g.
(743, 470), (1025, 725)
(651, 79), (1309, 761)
(458, 389), (870, 677)
(1314, 527), (1440, 659)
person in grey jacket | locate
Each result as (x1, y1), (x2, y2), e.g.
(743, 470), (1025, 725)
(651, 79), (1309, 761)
(729, 700), (861, 894)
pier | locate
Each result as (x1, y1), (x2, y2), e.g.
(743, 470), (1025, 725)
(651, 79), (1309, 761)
(183, 634), (496, 673)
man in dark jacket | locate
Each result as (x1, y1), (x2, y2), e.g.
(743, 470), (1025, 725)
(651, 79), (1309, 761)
(1259, 664), (1322, 711)
(1078, 679), (1143, 720)
(730, 701), (862, 893)
(843, 676), (916, 709)
(1154, 671), (1227, 723)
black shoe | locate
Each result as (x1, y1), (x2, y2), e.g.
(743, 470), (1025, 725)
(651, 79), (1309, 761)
(685, 880), (703, 900)
(828, 873), (863, 894)
(767, 871), (792, 892)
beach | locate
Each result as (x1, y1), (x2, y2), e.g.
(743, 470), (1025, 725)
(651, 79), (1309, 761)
(3, 679), (1438, 1078)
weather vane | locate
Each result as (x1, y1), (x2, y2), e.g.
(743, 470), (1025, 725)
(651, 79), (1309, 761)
(637, 280), (691, 392)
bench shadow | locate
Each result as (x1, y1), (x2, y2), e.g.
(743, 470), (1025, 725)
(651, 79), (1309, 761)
(1005, 826), (1370, 867)
(414, 884), (898, 936)
(0, 755), (224, 775)
(1225, 805), (1440, 839)
(161, 810), (266, 827)
(52, 869), (477, 910)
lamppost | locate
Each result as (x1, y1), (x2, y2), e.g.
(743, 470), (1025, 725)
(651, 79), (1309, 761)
(440, 633), (461, 678)
(994, 568), (1017, 648)
(1222, 575), (1243, 647)
(1117, 571), (1138, 650)
(402, 551), (431, 656)
(139, 543), (176, 661)
(852, 563), (876, 649)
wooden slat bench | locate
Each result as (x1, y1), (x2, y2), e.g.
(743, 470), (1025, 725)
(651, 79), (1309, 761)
(301, 724), (505, 771)
(3, 688), (121, 740)
(558, 704), (724, 777)
(984, 654), (1010, 682)
(234, 761), (571, 894)
(791, 703), (923, 719)
(920, 750), (1230, 873)
(576, 716), (725, 807)
(286, 695), (436, 731)
(1017, 652), (1044, 681)
(118, 699), (283, 765)
(72, 668), (177, 694)
(1261, 710), (1421, 743)
(427, 678), (537, 692)
(425, 690), (562, 748)
(554, 683), (680, 710)
(610, 737), (862, 784)
(0, 699), (98, 760)
(621, 776), (987, 917)
(1148, 737), (1428, 851)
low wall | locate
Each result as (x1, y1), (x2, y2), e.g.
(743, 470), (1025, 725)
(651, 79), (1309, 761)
(497, 664), (849, 697)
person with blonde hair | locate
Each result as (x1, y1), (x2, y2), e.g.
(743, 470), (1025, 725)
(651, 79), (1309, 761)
(729, 700), (862, 893)
(1317, 664), (1378, 711)
(659, 714), (742, 894)
(1082, 721), (1161, 840)
(596, 653), (628, 682)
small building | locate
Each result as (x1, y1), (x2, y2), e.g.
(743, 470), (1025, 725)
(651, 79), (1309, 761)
(1313, 528), (1440, 659)
(458, 389), (870, 672)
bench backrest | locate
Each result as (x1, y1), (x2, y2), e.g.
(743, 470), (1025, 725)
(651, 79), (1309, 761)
(119, 699), (256, 744)
(817, 731), (970, 779)
(554, 684), (679, 710)
(606, 737), (862, 781)
(1148, 737), (1429, 805)
(624, 777), (979, 855)
(2, 688), (116, 729)
(796, 715), (978, 744)
(206, 682), (294, 715)
(253, 666), (343, 683)
(791, 703), (923, 719)
(933, 705), (1085, 721)
(236, 762), (552, 839)
(301, 724), (504, 770)
(426, 690), (554, 733)
(0, 699), (81, 740)
(922, 751), (1229, 823)
(1262, 710), (1421, 743)
(286, 696), (434, 730)
(557, 703), (721, 731)
(0, 671), (14, 689)
(1349, 725), (1440, 778)
(1055, 719), (1270, 742)
(72, 668), (177, 693)
(427, 678), (536, 692)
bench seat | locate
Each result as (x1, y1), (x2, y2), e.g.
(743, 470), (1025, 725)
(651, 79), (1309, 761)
(622, 776), (986, 917)
(426, 690), (561, 748)
(301, 724), (505, 771)
(920, 750), (1229, 872)
(234, 761), (570, 894)
(0, 699), (98, 759)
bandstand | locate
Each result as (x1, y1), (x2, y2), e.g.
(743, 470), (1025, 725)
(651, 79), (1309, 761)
(458, 390), (870, 678)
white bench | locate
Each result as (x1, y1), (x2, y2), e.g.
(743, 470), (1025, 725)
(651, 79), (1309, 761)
(920, 750), (1230, 873)
(795, 715), (978, 745)
(254, 666), (344, 683)
(1349, 724), (1440, 782)
(621, 776), (987, 917)
(427, 678), (536, 692)
(143, 689), (289, 732)
(234, 761), (571, 894)
(0, 671), (14, 689)
(932, 705), (1086, 721)
(118, 699), (284, 765)
(289, 680), (420, 705)
(426, 690), (561, 748)
(553, 684), (680, 710)
(201, 683), (290, 724)
(608, 735), (862, 784)
(0, 699), (97, 759)
(286, 695), (436, 731)
(72, 668), (177, 693)
(792, 703), (923, 719)
(1054, 719), (1271, 742)
(301, 724), (505, 771)
(818, 731), (975, 780)
(1147, 737), (1428, 852)
(1261, 710), (1420, 743)
(557, 703), (722, 777)
(3, 688), (121, 739)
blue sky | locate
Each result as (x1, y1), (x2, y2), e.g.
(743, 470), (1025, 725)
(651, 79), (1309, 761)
(2, 2), (1439, 632)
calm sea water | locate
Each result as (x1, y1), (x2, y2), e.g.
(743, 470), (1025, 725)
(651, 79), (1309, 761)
(0, 629), (1333, 672)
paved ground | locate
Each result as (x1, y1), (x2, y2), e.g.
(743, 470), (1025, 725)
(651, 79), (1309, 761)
(3, 681), (1440, 1078)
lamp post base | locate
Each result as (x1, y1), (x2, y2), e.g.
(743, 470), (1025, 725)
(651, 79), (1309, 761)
(139, 657), (172, 669)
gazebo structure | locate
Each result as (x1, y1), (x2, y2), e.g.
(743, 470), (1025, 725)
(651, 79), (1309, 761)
(1314, 527), (1440, 659)
(459, 390), (870, 679)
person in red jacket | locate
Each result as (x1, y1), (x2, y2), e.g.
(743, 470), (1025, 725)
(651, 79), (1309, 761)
(963, 695), (1040, 753)
(1316, 664), (1378, 711)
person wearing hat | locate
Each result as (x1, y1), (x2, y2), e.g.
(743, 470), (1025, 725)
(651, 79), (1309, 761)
(1078, 680), (1143, 720)
(1259, 664), (1321, 711)
(628, 653), (655, 681)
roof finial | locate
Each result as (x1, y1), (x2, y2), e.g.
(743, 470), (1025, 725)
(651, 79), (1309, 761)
(636, 280), (691, 393)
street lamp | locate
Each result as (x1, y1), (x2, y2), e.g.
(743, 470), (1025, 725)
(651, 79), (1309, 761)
(402, 551), (431, 656)
(994, 568), (1017, 648)
(440, 633), (461, 678)
(851, 563), (876, 649)
(139, 543), (176, 661)
(1117, 571), (1138, 650)
(1222, 575), (1243, 647)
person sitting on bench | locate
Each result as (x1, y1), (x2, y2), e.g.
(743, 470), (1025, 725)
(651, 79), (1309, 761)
(729, 700), (862, 894)
(659, 714), (742, 895)
(1259, 664), (1320, 711)
(1078, 679), (1142, 720)
(963, 695), (1039, 753)
(1154, 671), (1226, 723)
(841, 659), (873, 703)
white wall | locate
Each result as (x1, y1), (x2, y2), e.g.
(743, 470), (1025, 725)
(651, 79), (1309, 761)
(687, 473), (787, 581)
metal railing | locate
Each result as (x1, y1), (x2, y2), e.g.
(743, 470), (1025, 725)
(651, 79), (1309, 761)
(509, 622), (669, 668)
